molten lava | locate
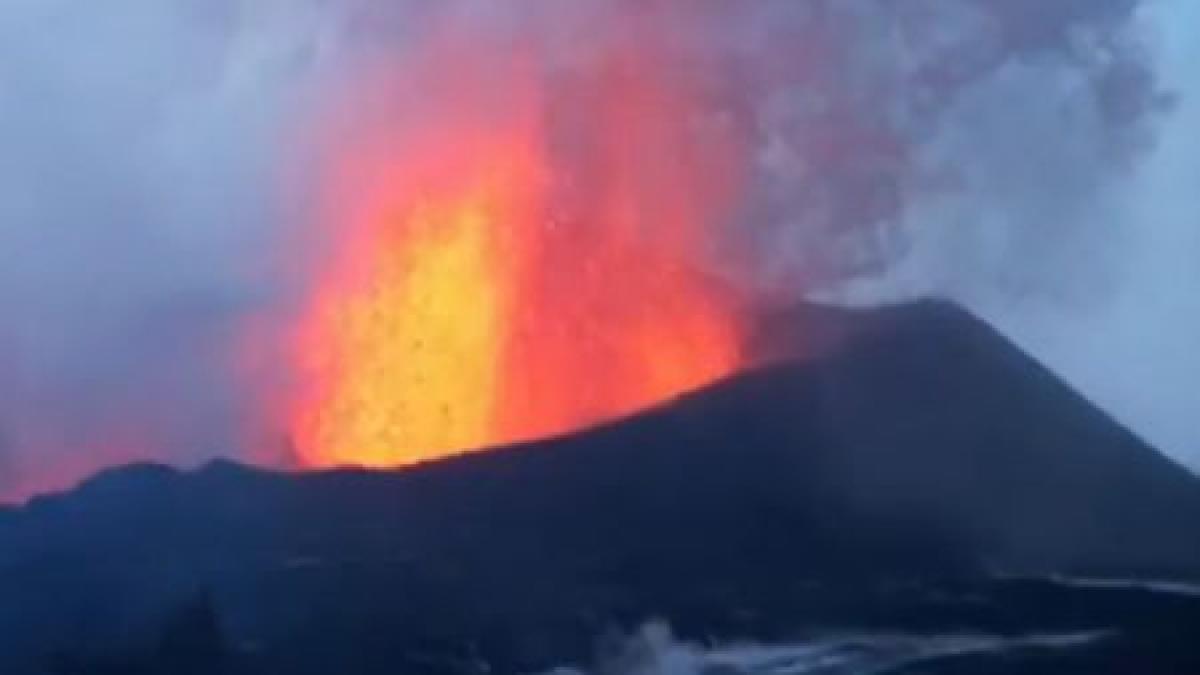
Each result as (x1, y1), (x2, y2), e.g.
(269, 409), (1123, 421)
(290, 28), (747, 468)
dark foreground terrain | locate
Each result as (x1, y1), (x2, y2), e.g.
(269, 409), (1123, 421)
(2, 301), (1199, 674)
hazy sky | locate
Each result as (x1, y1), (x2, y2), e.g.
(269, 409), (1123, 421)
(833, 0), (1199, 467)
(965, 0), (1199, 466)
(0, 0), (1195, 497)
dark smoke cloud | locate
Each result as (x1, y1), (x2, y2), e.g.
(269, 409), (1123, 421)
(0, 0), (1181, 499)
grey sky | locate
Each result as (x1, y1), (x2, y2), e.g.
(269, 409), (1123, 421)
(836, 0), (1198, 468)
(0, 1), (321, 495)
(977, 0), (1200, 467)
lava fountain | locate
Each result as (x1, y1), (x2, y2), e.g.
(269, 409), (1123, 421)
(288, 22), (748, 468)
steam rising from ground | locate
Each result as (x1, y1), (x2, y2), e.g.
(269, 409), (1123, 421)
(0, 0), (1190, 499)
(538, 621), (1109, 675)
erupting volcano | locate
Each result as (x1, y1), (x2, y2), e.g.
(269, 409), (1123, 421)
(287, 27), (748, 468)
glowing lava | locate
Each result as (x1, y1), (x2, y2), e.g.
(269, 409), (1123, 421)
(289, 28), (747, 468)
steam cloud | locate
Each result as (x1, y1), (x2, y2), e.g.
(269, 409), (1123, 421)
(0, 0), (1188, 499)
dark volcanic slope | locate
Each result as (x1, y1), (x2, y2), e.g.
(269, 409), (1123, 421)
(2, 300), (1199, 673)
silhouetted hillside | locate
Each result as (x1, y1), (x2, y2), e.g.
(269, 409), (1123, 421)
(2, 300), (1199, 674)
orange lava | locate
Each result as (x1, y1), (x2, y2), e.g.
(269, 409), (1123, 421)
(289, 26), (747, 468)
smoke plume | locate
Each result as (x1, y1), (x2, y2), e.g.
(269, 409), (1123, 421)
(0, 0), (1179, 499)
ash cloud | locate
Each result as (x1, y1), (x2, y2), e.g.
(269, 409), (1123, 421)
(729, 0), (1166, 290)
(0, 0), (1185, 499)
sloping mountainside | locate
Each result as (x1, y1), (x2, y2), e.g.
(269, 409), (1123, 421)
(2, 300), (1199, 674)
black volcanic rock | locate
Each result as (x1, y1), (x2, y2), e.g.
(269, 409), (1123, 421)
(2, 300), (1199, 674)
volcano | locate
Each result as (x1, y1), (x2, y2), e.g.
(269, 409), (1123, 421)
(3, 301), (1200, 674)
